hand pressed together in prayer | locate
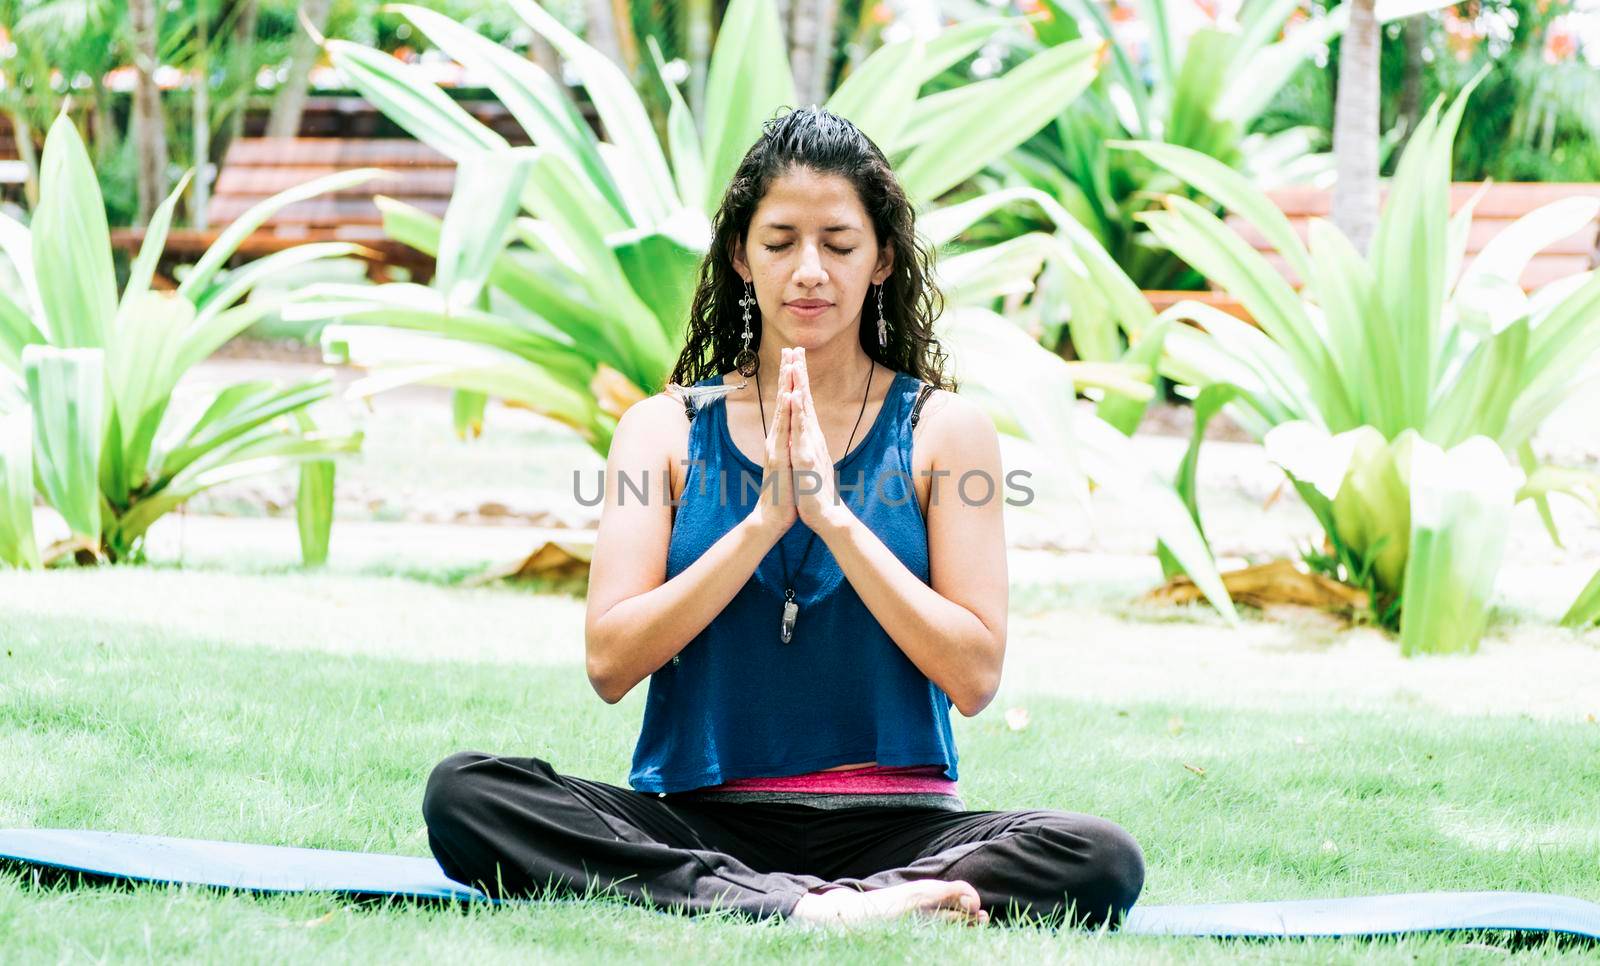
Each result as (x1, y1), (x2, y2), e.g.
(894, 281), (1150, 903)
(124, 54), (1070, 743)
(779, 347), (857, 535)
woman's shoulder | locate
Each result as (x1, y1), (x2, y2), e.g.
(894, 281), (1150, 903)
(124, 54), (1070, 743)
(905, 380), (985, 437)
(609, 390), (694, 467)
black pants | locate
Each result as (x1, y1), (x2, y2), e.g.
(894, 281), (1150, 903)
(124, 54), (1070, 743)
(423, 751), (1145, 927)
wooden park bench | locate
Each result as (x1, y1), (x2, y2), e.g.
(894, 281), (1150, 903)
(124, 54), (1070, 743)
(1143, 182), (1600, 322)
(109, 136), (458, 285)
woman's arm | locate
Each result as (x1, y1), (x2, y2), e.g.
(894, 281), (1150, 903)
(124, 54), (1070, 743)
(584, 388), (795, 704)
(812, 390), (1009, 717)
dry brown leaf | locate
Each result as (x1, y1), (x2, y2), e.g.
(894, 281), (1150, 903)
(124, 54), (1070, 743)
(465, 530), (597, 586)
(303, 910), (337, 928)
(1144, 558), (1369, 615)
(1182, 762), (1206, 777)
(591, 363), (648, 421)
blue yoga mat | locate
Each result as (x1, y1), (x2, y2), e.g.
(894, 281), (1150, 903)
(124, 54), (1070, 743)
(3, 829), (1598, 940)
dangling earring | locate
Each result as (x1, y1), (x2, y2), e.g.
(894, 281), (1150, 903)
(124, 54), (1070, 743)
(876, 282), (889, 348)
(734, 280), (758, 377)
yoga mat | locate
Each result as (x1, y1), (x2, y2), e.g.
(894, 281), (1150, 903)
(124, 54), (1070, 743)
(3, 829), (1598, 940)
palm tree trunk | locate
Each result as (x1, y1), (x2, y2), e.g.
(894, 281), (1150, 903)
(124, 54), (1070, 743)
(608, 0), (640, 77)
(266, 0), (331, 139)
(10, 111), (40, 210)
(582, 0), (637, 79)
(217, 0), (259, 169)
(1394, 15), (1424, 160)
(1332, 0), (1380, 254)
(684, 0), (712, 126)
(788, 0), (839, 108)
(192, 0), (212, 229)
(130, 0), (170, 226)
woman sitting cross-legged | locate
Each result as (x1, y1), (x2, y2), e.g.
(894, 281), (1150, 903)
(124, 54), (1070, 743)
(422, 105), (1145, 928)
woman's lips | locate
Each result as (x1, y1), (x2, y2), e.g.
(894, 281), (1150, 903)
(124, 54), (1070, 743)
(787, 302), (831, 318)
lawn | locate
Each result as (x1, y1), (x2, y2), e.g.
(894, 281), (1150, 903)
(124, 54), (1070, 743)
(3, 558), (1597, 962)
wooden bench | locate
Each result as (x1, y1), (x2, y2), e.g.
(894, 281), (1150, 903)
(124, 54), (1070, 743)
(1143, 182), (1600, 323)
(109, 137), (458, 284)
(0, 115), (29, 197)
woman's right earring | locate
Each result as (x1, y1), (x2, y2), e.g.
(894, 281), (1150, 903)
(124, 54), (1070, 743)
(734, 280), (758, 377)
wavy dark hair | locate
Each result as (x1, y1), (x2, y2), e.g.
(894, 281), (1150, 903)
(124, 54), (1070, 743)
(668, 105), (954, 392)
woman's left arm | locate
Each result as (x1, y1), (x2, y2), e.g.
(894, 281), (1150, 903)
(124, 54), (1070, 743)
(814, 391), (1008, 717)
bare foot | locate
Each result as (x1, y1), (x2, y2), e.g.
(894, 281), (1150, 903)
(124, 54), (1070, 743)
(788, 879), (990, 927)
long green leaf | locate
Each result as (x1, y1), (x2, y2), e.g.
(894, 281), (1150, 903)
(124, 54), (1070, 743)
(1425, 318), (1528, 449)
(156, 379), (335, 482)
(1306, 218), (1397, 433)
(389, 3), (627, 222)
(116, 170), (194, 329)
(0, 209), (42, 320)
(1559, 568), (1600, 628)
(827, 36), (926, 152)
(325, 39), (508, 162)
(1097, 318), (1173, 435)
(436, 149), (534, 312)
(696, 0), (796, 211)
(647, 35), (707, 216)
(1399, 435), (1519, 656)
(32, 116), (117, 348)
(0, 408), (40, 568)
(1117, 138), (1315, 283)
(292, 409), (334, 567)
(508, 0), (678, 225)
(23, 344), (104, 544)
(0, 286), (45, 374)
(370, 198), (634, 373)
(179, 168), (389, 301)
(105, 292), (194, 497)
(897, 39), (1101, 205)
(1138, 199), (1354, 425)
(1045, 0), (1150, 135)
(116, 431), (361, 548)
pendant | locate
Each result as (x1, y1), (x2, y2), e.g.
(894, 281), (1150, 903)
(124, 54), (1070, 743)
(781, 592), (798, 644)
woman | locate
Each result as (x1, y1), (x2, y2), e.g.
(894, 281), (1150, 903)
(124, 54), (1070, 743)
(423, 106), (1144, 928)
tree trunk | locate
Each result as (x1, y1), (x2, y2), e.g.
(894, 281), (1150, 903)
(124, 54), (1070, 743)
(192, 1), (212, 229)
(89, 76), (120, 170)
(217, 0), (259, 170)
(608, 0), (640, 77)
(130, 0), (170, 226)
(266, 0), (331, 139)
(10, 112), (40, 210)
(582, 0), (632, 80)
(1332, 0), (1380, 254)
(684, 0), (712, 127)
(789, 0), (840, 108)
(1395, 16), (1423, 157)
(788, 0), (817, 106)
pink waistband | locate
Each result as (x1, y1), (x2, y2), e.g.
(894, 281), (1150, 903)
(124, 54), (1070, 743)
(702, 763), (957, 795)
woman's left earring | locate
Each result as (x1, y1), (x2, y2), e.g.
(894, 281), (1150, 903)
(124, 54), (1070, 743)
(876, 283), (889, 348)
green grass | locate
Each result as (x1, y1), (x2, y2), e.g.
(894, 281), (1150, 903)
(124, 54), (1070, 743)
(2, 571), (1598, 962)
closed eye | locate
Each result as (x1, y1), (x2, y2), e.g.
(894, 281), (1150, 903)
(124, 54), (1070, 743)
(763, 243), (856, 255)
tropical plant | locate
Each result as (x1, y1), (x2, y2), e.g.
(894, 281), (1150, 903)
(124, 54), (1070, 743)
(1095, 79), (1600, 654)
(950, 0), (1347, 358)
(292, 0), (1107, 442)
(0, 114), (366, 567)
(282, 0), (1242, 620)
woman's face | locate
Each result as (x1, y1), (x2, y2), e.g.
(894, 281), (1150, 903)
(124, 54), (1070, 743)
(731, 166), (894, 351)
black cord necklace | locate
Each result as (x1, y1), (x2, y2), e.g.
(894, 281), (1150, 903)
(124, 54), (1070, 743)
(756, 358), (874, 644)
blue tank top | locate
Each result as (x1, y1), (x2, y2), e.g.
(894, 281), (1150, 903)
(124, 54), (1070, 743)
(627, 368), (960, 794)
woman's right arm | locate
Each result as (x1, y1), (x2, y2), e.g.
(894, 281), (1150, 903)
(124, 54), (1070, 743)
(584, 380), (796, 704)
